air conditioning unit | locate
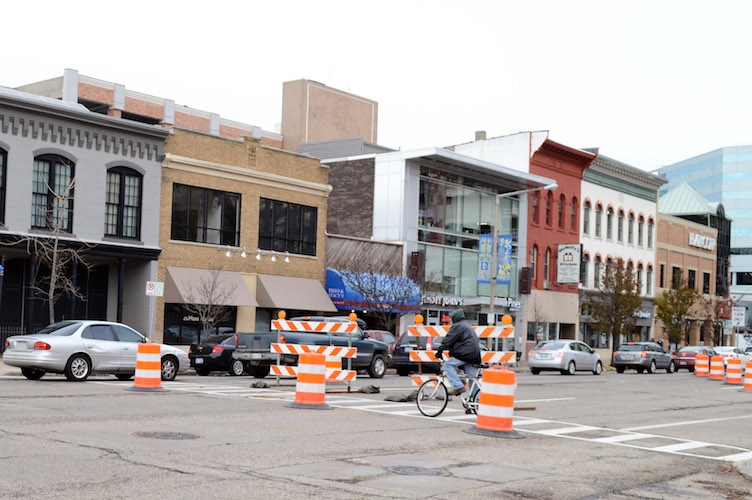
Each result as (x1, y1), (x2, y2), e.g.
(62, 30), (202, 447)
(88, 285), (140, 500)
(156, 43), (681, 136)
(543, 280), (552, 290)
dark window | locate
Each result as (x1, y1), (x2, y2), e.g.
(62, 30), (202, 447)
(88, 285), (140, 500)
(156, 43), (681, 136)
(672, 266), (682, 289)
(594, 256), (601, 287)
(595, 204), (602, 237)
(647, 219), (654, 248)
(170, 183), (240, 246)
(0, 148), (6, 224)
(545, 192), (552, 225)
(638, 216), (645, 246)
(105, 168), (142, 239)
(37, 321), (81, 336)
(32, 155), (75, 231)
(112, 325), (144, 342)
(736, 272), (752, 285)
(82, 325), (116, 341)
(532, 192), (539, 223)
(582, 254), (589, 286)
(530, 246), (537, 280)
(558, 195), (565, 228)
(570, 198), (576, 230)
(628, 214), (635, 244)
(617, 211), (624, 242)
(703, 272), (711, 294)
(647, 266), (653, 295)
(583, 201), (590, 234)
(660, 264), (665, 288)
(259, 198), (317, 256)
(688, 269), (696, 290)
(606, 207), (613, 239)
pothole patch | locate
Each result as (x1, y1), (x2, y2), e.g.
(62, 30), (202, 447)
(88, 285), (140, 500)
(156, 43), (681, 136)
(132, 431), (203, 440)
(385, 466), (451, 477)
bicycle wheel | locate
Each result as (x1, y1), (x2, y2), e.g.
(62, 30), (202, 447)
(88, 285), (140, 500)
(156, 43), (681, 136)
(416, 379), (449, 417)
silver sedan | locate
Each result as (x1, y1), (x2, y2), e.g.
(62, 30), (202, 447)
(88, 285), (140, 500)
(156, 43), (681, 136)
(3, 320), (190, 381)
(528, 339), (603, 375)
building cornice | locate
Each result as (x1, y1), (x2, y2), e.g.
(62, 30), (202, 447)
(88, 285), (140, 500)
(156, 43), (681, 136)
(589, 155), (668, 190)
(163, 153), (332, 198)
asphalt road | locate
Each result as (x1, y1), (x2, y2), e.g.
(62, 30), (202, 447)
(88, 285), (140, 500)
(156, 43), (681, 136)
(1, 364), (751, 499)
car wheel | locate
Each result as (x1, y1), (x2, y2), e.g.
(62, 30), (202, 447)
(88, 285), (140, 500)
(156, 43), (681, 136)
(196, 369), (210, 376)
(667, 361), (676, 374)
(566, 361), (576, 376)
(116, 374), (133, 381)
(65, 354), (91, 381)
(21, 367), (45, 380)
(531, 368), (540, 375)
(616, 367), (625, 373)
(396, 367), (410, 376)
(229, 359), (244, 376)
(161, 356), (178, 381)
(367, 354), (387, 378)
(647, 360), (656, 374)
(593, 361), (603, 375)
(249, 365), (270, 378)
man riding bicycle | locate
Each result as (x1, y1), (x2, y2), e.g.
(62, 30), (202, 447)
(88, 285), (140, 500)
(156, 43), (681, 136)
(435, 309), (481, 396)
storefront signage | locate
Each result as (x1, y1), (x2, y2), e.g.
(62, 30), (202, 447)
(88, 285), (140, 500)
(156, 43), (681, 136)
(422, 296), (464, 307)
(689, 233), (716, 251)
(557, 244), (581, 284)
(732, 306), (745, 327)
(477, 234), (493, 284)
(182, 314), (200, 322)
(634, 310), (652, 319)
(476, 234), (513, 285)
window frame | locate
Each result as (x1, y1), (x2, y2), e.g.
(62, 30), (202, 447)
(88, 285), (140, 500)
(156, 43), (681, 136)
(647, 265), (653, 295)
(703, 271), (711, 294)
(570, 197), (577, 231)
(530, 245), (537, 280)
(617, 210), (624, 242)
(532, 192), (539, 223)
(595, 203), (602, 237)
(105, 167), (143, 240)
(583, 201), (590, 234)
(544, 248), (550, 282)
(638, 216), (645, 246)
(606, 207), (613, 240)
(258, 198), (318, 256)
(170, 183), (241, 247)
(628, 213), (635, 244)
(647, 218), (654, 248)
(32, 154), (75, 232)
(0, 148), (6, 225)
(558, 194), (565, 228)
(594, 256), (601, 288)
(545, 192), (552, 226)
(582, 253), (589, 286)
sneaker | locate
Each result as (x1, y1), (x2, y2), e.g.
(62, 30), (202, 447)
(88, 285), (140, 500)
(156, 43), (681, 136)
(448, 386), (466, 396)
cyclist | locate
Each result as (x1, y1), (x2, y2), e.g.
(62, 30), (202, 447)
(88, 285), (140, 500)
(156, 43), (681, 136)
(435, 308), (481, 396)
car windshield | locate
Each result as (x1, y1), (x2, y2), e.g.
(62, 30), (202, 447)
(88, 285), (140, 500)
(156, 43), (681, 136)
(617, 344), (646, 351)
(715, 347), (734, 353)
(678, 346), (701, 353)
(36, 322), (81, 336)
(536, 341), (566, 350)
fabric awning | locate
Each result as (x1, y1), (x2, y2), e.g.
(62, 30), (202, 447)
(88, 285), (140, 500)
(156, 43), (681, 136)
(255, 274), (337, 312)
(164, 267), (258, 306)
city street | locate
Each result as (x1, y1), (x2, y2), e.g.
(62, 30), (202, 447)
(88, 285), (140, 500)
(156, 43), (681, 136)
(1, 364), (751, 499)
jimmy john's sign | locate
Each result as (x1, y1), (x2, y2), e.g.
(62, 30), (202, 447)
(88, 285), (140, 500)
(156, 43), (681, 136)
(688, 233), (716, 251)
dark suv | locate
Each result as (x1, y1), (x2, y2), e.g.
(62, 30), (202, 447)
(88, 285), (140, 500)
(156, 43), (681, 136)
(612, 342), (676, 374)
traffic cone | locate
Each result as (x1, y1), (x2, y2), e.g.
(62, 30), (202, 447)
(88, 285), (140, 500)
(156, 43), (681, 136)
(743, 361), (752, 392)
(464, 365), (524, 439)
(287, 353), (332, 410)
(694, 353), (709, 377)
(709, 355), (725, 380)
(725, 358), (742, 385)
(128, 342), (166, 392)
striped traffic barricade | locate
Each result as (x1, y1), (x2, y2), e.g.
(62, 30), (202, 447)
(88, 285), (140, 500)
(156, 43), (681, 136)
(128, 342), (165, 392)
(269, 344), (357, 382)
(286, 353), (331, 410)
(725, 358), (743, 385)
(709, 355), (725, 380)
(694, 353), (709, 377)
(744, 361), (752, 392)
(464, 365), (523, 439)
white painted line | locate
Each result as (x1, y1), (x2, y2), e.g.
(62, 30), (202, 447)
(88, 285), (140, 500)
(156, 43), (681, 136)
(349, 403), (417, 410)
(377, 388), (417, 392)
(592, 433), (654, 443)
(511, 418), (552, 426)
(650, 441), (712, 452)
(717, 451), (752, 462)
(622, 414), (752, 431)
(440, 414), (477, 421)
(325, 398), (377, 404)
(515, 398), (576, 403)
(538, 426), (599, 435)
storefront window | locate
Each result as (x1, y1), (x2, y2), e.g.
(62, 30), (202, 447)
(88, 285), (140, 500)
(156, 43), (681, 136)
(163, 303), (236, 345)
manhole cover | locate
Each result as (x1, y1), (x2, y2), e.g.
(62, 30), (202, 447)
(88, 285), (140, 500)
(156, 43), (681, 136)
(385, 466), (451, 477)
(132, 431), (202, 440)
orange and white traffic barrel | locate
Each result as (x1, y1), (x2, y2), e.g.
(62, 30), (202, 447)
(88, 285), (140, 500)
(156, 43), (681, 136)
(743, 361), (752, 392)
(464, 365), (524, 439)
(709, 355), (725, 380)
(287, 352), (332, 410)
(725, 358), (743, 385)
(694, 353), (709, 377)
(128, 342), (165, 392)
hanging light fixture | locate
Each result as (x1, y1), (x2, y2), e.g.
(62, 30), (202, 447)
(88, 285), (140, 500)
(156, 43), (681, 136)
(241, 247), (247, 258)
(225, 245), (232, 258)
(284, 252), (290, 263)
(271, 252), (277, 262)
(255, 249), (262, 260)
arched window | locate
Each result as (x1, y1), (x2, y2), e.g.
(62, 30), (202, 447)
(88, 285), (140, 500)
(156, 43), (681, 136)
(606, 257), (613, 277)
(106, 167), (143, 239)
(532, 192), (539, 223)
(582, 253), (590, 287)
(545, 192), (552, 225)
(628, 213), (635, 244)
(617, 210), (624, 242)
(544, 248), (551, 282)
(638, 215), (645, 246)
(647, 265), (653, 295)
(583, 201), (591, 234)
(595, 203), (603, 237)
(531, 245), (537, 280)
(594, 256), (602, 288)
(606, 207), (614, 239)
(32, 154), (75, 232)
(647, 218), (654, 248)
(627, 261), (634, 279)
(570, 197), (577, 230)
(637, 263), (644, 294)
(558, 194), (565, 228)
(0, 148), (6, 224)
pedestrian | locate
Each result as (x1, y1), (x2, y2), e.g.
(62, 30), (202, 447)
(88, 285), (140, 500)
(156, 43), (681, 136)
(435, 308), (481, 396)
(658, 338), (664, 349)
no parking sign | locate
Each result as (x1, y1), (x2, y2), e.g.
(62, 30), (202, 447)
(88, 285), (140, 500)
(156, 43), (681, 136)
(145, 281), (164, 297)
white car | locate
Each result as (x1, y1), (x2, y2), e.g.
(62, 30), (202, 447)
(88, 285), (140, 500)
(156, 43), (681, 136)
(713, 346), (751, 368)
(3, 320), (190, 381)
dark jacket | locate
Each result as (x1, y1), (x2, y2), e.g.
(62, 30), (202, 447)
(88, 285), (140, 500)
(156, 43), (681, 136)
(440, 319), (481, 365)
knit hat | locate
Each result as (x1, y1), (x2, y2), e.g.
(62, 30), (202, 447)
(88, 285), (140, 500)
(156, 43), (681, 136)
(449, 309), (465, 322)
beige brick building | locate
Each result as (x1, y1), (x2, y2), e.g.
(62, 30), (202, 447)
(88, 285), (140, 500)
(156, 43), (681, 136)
(156, 128), (336, 344)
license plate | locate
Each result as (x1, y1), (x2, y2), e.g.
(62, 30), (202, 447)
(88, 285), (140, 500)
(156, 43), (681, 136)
(252, 353), (263, 359)
(404, 347), (413, 352)
(195, 358), (203, 364)
(623, 355), (634, 360)
(537, 353), (551, 359)
(679, 361), (686, 365)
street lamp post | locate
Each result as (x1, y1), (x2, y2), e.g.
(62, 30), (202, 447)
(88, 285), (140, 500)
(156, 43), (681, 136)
(489, 183), (557, 324)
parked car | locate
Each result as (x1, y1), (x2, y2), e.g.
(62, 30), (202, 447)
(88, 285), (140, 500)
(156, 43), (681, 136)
(672, 345), (717, 372)
(391, 334), (443, 376)
(289, 316), (368, 330)
(189, 334), (246, 376)
(3, 320), (190, 382)
(364, 330), (397, 358)
(528, 340), (603, 375)
(612, 342), (675, 374)
(712, 346), (750, 367)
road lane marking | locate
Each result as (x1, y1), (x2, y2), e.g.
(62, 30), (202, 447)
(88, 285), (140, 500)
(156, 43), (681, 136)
(537, 425), (600, 435)
(718, 451), (752, 462)
(592, 433), (654, 443)
(515, 398), (575, 403)
(651, 442), (712, 452)
(622, 414), (752, 431)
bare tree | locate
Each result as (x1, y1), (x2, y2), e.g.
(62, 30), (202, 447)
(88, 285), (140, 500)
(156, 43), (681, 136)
(182, 269), (238, 343)
(339, 269), (420, 333)
(528, 295), (547, 342)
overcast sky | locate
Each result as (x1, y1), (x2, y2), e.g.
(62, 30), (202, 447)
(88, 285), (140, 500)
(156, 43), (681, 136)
(3, 0), (751, 171)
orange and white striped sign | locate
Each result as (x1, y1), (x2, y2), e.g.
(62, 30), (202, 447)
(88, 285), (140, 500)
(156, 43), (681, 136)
(409, 351), (445, 362)
(744, 360), (752, 392)
(270, 344), (357, 357)
(270, 364), (356, 380)
(271, 320), (358, 333)
(409, 350), (516, 365)
(408, 325), (515, 338)
(411, 375), (439, 386)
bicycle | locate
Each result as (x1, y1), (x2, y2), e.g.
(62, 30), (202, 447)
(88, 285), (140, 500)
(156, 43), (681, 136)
(416, 363), (482, 417)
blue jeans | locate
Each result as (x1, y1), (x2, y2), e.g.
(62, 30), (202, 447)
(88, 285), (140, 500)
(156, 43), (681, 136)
(443, 357), (478, 391)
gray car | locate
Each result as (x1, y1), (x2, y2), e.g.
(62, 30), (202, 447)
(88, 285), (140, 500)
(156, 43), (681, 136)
(528, 340), (603, 375)
(612, 341), (676, 374)
(3, 320), (190, 382)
